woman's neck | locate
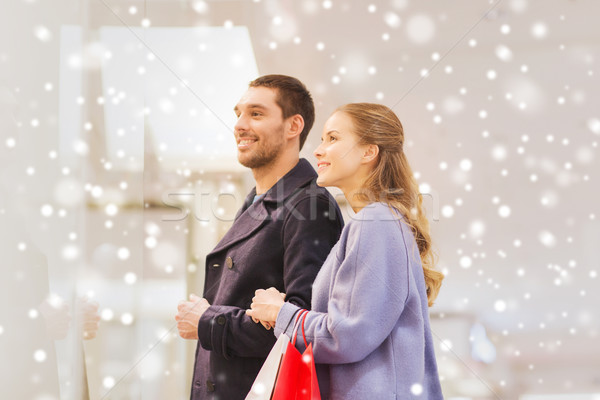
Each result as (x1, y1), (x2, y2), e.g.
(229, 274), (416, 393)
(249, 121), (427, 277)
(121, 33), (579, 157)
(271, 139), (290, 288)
(342, 187), (372, 214)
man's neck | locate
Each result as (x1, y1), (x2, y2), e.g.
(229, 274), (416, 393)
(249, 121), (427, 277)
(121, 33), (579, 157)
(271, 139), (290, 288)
(252, 153), (300, 195)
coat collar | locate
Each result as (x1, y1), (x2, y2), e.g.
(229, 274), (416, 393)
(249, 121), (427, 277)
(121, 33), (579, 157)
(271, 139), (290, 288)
(261, 158), (317, 203)
(208, 158), (317, 256)
(239, 158), (317, 209)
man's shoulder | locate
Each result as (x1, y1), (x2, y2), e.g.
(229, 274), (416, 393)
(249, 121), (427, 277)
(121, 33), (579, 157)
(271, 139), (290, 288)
(278, 180), (343, 229)
(287, 179), (337, 206)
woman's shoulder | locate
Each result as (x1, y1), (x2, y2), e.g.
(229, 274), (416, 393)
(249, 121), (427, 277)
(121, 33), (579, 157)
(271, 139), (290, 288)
(349, 202), (402, 224)
(343, 202), (406, 238)
(340, 203), (418, 264)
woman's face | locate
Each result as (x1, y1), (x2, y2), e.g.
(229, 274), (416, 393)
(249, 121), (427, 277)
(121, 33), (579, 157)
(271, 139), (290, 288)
(313, 111), (369, 192)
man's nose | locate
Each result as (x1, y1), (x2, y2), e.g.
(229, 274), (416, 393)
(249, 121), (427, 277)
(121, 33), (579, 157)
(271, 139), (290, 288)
(234, 114), (249, 133)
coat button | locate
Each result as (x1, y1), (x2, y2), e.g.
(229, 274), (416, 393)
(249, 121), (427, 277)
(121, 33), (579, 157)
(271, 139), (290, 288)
(217, 316), (226, 325)
(206, 380), (215, 392)
(225, 256), (233, 269)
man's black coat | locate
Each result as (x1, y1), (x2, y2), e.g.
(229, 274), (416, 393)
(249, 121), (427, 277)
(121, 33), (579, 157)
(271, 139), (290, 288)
(190, 159), (343, 399)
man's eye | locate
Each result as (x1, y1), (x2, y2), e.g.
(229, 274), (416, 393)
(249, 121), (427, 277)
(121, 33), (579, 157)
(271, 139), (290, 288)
(252, 112), (262, 117)
(329, 136), (337, 142)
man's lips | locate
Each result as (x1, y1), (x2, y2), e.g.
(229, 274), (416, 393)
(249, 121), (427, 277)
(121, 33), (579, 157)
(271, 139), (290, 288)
(237, 137), (257, 149)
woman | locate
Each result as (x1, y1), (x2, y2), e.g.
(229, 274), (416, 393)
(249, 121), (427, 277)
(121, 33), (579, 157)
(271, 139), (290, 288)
(246, 103), (444, 399)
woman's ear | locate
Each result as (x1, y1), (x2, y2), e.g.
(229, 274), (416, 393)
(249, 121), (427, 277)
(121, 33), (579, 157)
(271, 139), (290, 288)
(362, 144), (379, 164)
(286, 114), (305, 140)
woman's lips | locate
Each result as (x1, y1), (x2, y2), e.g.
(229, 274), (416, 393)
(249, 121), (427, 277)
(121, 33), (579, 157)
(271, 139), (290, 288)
(317, 162), (330, 172)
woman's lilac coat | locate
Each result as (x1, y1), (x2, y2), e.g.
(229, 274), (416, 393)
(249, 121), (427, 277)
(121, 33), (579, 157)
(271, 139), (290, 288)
(274, 202), (443, 400)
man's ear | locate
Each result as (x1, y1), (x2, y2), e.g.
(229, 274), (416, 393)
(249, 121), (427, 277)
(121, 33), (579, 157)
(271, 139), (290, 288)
(286, 114), (305, 141)
(362, 144), (379, 164)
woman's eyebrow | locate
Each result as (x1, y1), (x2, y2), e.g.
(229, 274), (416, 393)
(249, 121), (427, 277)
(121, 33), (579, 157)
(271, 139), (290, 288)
(324, 130), (340, 136)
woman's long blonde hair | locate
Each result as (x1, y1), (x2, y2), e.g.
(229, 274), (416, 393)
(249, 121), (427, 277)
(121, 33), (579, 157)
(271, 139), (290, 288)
(336, 103), (443, 306)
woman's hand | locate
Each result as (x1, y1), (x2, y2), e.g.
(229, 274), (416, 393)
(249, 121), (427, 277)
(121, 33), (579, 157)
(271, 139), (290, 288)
(246, 288), (286, 330)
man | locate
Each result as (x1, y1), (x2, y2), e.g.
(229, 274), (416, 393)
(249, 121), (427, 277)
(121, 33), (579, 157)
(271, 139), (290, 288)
(175, 75), (343, 399)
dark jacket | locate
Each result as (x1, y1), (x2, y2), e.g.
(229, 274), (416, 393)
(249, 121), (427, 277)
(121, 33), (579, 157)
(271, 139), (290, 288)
(190, 159), (343, 400)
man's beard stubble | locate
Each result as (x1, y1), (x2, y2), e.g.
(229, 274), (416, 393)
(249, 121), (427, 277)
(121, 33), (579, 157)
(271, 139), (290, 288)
(237, 128), (286, 169)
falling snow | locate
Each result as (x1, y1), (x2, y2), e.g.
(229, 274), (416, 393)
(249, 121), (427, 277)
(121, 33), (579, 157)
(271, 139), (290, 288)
(1, 0), (598, 398)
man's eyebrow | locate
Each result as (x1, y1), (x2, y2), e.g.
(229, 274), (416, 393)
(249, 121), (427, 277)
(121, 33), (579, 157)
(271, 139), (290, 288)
(233, 103), (267, 112)
(246, 104), (267, 110)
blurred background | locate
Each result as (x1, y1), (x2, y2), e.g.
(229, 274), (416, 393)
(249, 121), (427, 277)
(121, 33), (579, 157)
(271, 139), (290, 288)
(1, 0), (599, 399)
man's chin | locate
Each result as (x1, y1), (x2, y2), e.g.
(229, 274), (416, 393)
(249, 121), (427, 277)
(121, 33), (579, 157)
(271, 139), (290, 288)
(237, 154), (262, 169)
(237, 148), (280, 169)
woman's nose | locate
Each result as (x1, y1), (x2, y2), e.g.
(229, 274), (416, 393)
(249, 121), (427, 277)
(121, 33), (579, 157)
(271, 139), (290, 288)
(313, 142), (324, 158)
(313, 140), (325, 158)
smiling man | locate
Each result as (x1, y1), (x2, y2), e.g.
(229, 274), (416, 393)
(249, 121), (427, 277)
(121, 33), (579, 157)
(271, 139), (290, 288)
(175, 75), (343, 400)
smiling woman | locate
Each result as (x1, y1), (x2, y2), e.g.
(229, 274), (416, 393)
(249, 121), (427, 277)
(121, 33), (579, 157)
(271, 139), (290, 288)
(314, 110), (375, 201)
(248, 103), (444, 399)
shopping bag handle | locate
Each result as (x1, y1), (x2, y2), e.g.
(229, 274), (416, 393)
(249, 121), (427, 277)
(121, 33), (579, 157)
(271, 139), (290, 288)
(283, 307), (303, 333)
(300, 312), (309, 348)
(291, 309), (308, 347)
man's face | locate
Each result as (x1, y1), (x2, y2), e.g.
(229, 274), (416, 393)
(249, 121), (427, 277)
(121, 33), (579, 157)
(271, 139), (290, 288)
(233, 87), (287, 169)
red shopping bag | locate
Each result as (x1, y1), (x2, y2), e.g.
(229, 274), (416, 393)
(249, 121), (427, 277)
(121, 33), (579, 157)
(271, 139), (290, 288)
(272, 309), (321, 400)
(295, 342), (320, 399)
(245, 331), (290, 400)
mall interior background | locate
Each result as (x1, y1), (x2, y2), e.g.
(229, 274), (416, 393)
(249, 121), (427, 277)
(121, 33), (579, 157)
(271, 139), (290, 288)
(1, 0), (599, 399)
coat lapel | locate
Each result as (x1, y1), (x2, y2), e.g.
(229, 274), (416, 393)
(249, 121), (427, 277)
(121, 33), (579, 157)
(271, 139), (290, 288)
(208, 199), (269, 255)
(207, 159), (317, 256)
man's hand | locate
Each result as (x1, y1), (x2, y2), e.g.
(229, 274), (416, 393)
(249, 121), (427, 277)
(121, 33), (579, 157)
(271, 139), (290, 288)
(175, 294), (210, 340)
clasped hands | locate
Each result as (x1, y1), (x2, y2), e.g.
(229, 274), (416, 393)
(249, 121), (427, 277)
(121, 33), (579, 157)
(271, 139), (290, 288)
(175, 288), (285, 339)
(246, 287), (286, 331)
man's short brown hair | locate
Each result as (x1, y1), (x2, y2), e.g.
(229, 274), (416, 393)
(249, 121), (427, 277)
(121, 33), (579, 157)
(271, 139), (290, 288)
(249, 75), (315, 150)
